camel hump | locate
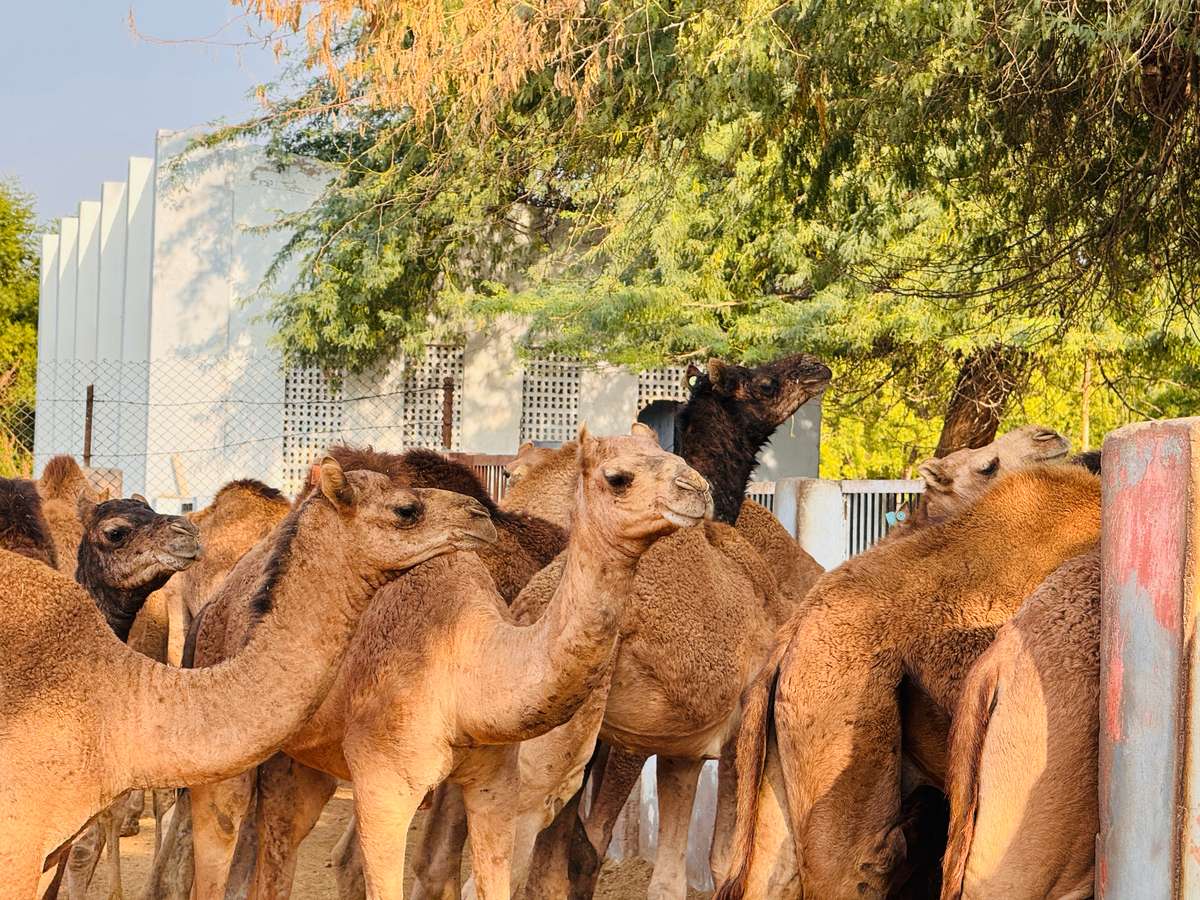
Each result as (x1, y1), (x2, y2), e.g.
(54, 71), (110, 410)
(213, 479), (288, 505)
(703, 519), (780, 599)
(0, 477), (56, 568)
(38, 455), (91, 502)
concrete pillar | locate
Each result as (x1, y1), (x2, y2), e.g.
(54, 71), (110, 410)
(579, 364), (639, 437)
(33, 234), (60, 471)
(460, 317), (525, 454)
(75, 200), (101, 362)
(93, 182), (129, 473)
(1098, 417), (1199, 899)
(52, 216), (78, 457)
(119, 157), (155, 496)
(774, 477), (846, 570)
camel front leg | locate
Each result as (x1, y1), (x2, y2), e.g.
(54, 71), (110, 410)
(648, 757), (702, 900)
(410, 784), (467, 900)
(457, 747), (519, 900)
(250, 754), (338, 900)
(142, 789), (194, 900)
(190, 772), (255, 900)
(331, 814), (365, 900)
(349, 767), (428, 900)
(61, 820), (105, 900)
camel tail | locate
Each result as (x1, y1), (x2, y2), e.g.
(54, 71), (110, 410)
(941, 654), (1002, 900)
(713, 659), (781, 900)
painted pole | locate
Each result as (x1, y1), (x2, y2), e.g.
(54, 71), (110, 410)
(1098, 417), (1199, 899)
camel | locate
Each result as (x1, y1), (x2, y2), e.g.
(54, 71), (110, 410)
(185, 428), (708, 900)
(713, 464), (1101, 900)
(0, 475), (58, 566)
(940, 550), (1100, 900)
(164, 479), (292, 665)
(0, 457), (496, 896)
(36, 456), (102, 575)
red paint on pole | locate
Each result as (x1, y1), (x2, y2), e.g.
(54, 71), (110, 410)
(1104, 621), (1124, 742)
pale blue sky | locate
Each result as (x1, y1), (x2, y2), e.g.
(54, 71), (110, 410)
(0, 2), (286, 223)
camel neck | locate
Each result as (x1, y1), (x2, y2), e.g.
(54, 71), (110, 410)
(75, 552), (170, 644)
(676, 397), (772, 524)
(113, 499), (378, 789)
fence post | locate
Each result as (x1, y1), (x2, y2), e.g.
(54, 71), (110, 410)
(1098, 417), (1199, 899)
(82, 383), (94, 467)
(774, 477), (847, 570)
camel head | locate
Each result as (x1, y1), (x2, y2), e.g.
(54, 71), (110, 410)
(574, 424), (713, 556)
(313, 457), (498, 575)
(918, 425), (1071, 522)
(504, 442), (570, 488)
(0, 476), (56, 568)
(76, 494), (202, 598)
(684, 353), (833, 436)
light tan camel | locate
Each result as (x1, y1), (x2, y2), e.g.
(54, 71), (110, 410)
(181, 447), (567, 899)
(714, 465), (1101, 900)
(41, 497), (201, 900)
(36, 456), (100, 575)
(187, 429), (710, 900)
(940, 550), (1100, 900)
(0, 458), (495, 897)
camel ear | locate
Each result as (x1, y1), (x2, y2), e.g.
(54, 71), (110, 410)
(319, 457), (356, 509)
(131, 493), (148, 506)
(706, 358), (729, 392)
(76, 492), (97, 523)
(630, 422), (659, 445)
(514, 441), (536, 460)
(576, 424), (599, 473)
(682, 363), (702, 391)
(918, 459), (950, 487)
(308, 463), (322, 489)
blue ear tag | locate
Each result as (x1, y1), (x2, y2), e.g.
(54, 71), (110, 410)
(885, 511), (898, 527)
(896, 510), (907, 523)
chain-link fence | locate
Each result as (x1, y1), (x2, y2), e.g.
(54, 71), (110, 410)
(32, 349), (466, 507)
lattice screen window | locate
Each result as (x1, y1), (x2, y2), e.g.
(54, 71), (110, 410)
(403, 344), (464, 450)
(637, 367), (690, 409)
(520, 353), (583, 444)
(283, 367), (344, 495)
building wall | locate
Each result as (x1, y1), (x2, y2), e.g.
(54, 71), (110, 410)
(34, 133), (822, 502)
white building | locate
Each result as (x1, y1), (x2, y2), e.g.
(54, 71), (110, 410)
(34, 130), (821, 507)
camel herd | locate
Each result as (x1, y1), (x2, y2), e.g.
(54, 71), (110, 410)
(0, 352), (1113, 900)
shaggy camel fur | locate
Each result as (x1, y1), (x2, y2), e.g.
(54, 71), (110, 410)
(0, 459), (494, 897)
(36, 456), (100, 575)
(714, 465), (1101, 900)
(940, 550), (1100, 900)
(0, 476), (57, 567)
(184, 447), (567, 899)
(190, 431), (698, 900)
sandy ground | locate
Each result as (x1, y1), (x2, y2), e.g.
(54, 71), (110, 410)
(85, 788), (710, 899)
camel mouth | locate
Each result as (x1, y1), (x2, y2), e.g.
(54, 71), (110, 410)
(156, 548), (200, 571)
(659, 500), (707, 528)
(452, 520), (499, 549)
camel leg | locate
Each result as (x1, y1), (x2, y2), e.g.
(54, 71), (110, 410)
(411, 784), (467, 900)
(351, 768), (429, 900)
(142, 789), (194, 900)
(582, 746), (646, 859)
(249, 754), (338, 900)
(121, 791), (144, 837)
(457, 747), (519, 900)
(774, 616), (906, 899)
(647, 757), (702, 900)
(332, 814), (365, 900)
(709, 745), (737, 886)
(105, 808), (125, 900)
(62, 820), (105, 900)
(190, 772), (256, 900)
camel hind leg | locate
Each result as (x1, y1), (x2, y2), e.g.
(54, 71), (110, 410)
(774, 612), (907, 899)
(189, 771), (255, 900)
(249, 753), (338, 900)
(410, 784), (467, 900)
(648, 757), (702, 900)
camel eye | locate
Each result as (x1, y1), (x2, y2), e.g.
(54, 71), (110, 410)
(103, 525), (131, 544)
(393, 502), (423, 526)
(605, 471), (633, 491)
(757, 378), (779, 397)
(978, 457), (1000, 477)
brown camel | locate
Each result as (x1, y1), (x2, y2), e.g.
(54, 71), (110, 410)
(0, 458), (495, 896)
(714, 464), (1100, 900)
(187, 429), (708, 900)
(940, 550), (1100, 900)
(163, 479), (292, 665)
(456, 356), (832, 900)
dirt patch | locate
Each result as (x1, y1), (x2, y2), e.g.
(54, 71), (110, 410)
(86, 787), (711, 899)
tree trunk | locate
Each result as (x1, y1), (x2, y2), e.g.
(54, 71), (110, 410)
(934, 345), (1028, 457)
(1080, 353), (1093, 451)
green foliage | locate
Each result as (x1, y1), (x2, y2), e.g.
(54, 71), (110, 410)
(235, 0), (1200, 474)
(0, 181), (39, 476)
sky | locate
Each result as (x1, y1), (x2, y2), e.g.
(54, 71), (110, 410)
(0, 2), (287, 224)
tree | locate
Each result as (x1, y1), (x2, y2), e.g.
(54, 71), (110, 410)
(0, 181), (40, 475)
(230, 0), (1200, 463)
